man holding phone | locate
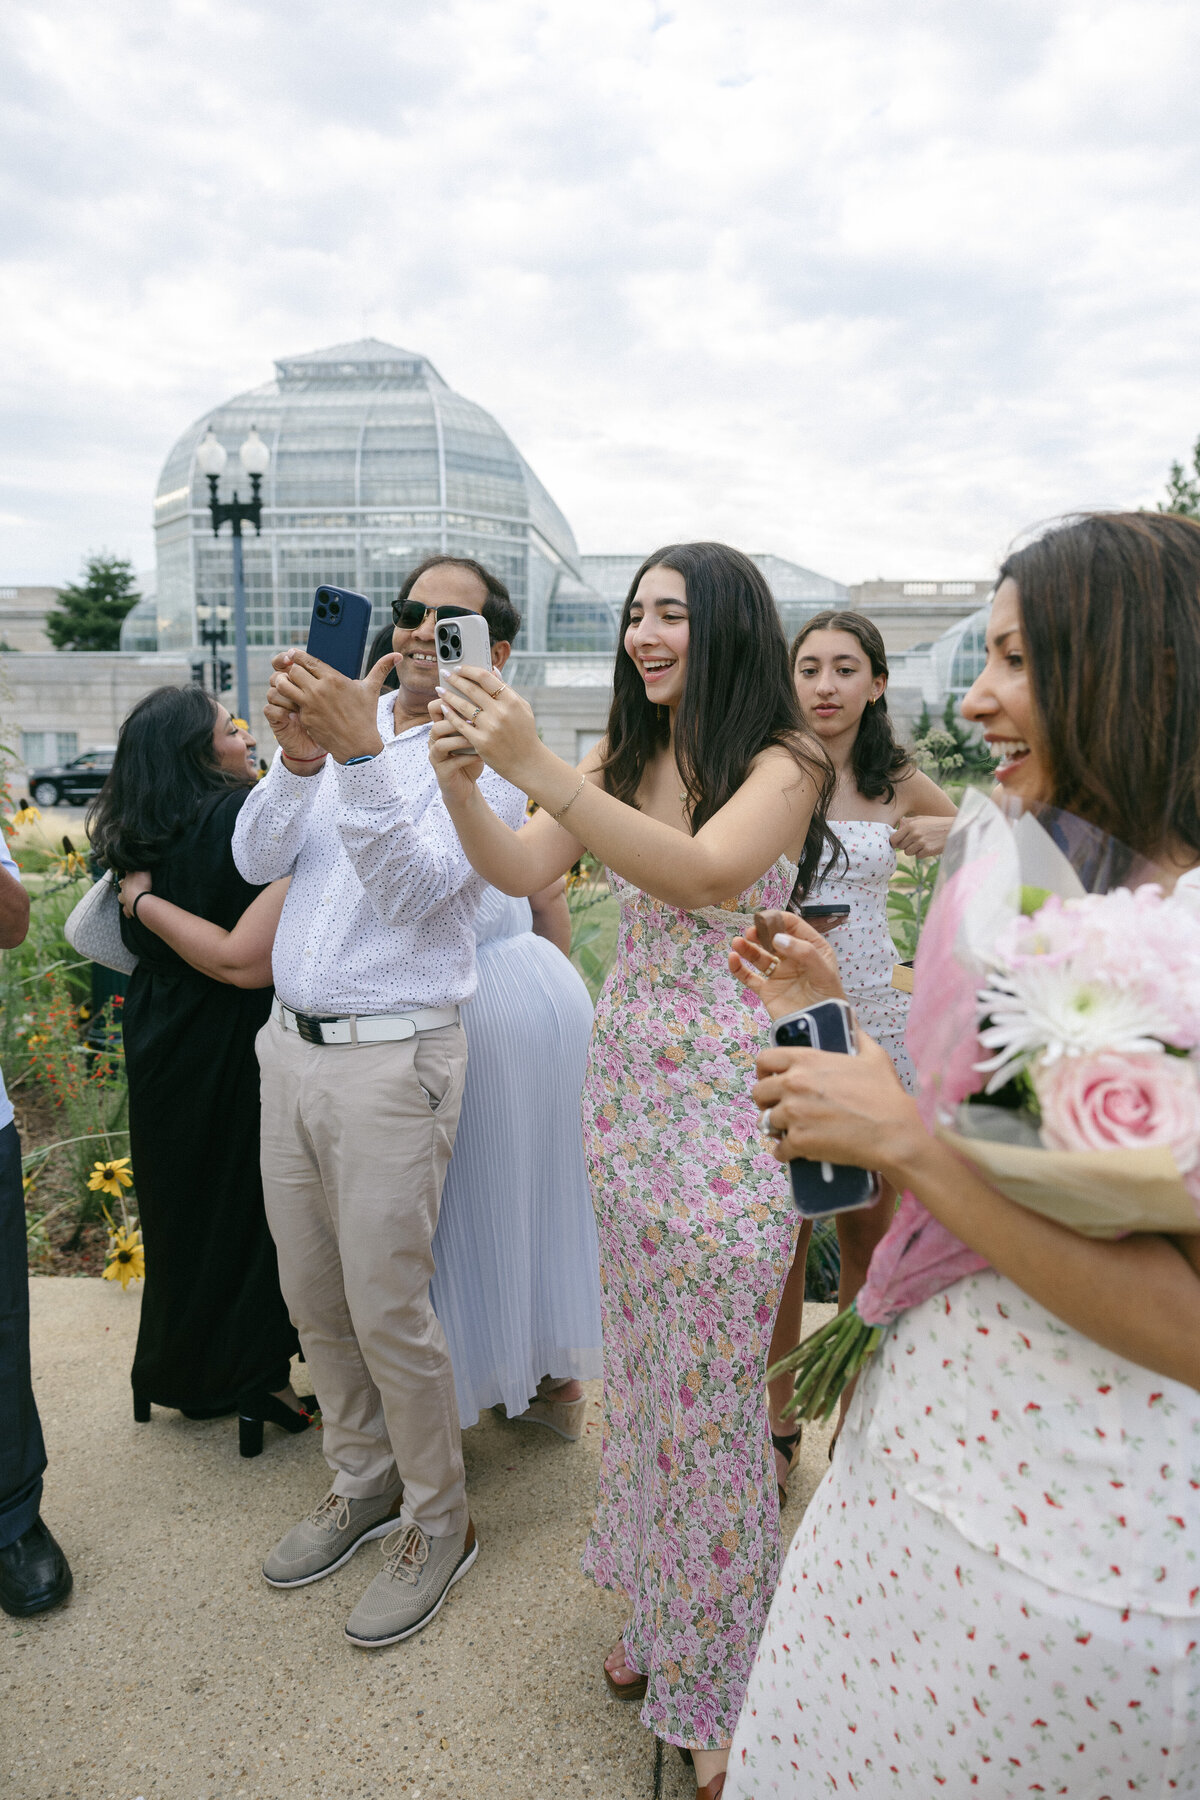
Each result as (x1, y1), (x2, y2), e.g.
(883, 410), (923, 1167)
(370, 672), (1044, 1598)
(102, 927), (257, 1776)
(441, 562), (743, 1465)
(232, 555), (523, 1649)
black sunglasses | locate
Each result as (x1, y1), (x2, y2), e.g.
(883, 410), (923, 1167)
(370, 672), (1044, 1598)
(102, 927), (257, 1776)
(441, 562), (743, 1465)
(391, 600), (475, 630)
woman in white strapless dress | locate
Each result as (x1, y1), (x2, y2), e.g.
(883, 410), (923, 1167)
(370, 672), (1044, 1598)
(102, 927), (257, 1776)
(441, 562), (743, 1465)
(430, 879), (603, 1431)
(766, 611), (958, 1496)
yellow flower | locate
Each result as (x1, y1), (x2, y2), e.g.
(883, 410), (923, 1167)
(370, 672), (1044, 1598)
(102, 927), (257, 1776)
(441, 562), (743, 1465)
(88, 1156), (133, 1198)
(10, 805), (41, 826)
(102, 1224), (145, 1289)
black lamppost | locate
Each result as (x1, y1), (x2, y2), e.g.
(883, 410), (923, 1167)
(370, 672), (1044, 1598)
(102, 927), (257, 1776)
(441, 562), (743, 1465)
(191, 604), (233, 696)
(194, 424), (271, 723)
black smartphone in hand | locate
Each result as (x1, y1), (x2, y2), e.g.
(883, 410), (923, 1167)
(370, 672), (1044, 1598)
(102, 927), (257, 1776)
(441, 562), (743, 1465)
(770, 1000), (881, 1217)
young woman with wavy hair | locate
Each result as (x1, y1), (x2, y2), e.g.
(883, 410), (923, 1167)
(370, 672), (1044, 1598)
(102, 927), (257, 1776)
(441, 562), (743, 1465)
(725, 513), (1200, 1796)
(428, 543), (834, 1797)
(764, 611), (956, 1498)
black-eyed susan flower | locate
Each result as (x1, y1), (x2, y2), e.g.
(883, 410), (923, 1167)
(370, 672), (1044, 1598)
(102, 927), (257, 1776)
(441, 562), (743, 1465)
(10, 804), (41, 826)
(88, 1156), (133, 1199)
(102, 1223), (144, 1289)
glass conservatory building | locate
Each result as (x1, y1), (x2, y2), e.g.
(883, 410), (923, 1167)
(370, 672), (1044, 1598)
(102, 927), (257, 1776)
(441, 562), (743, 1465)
(152, 340), (590, 653)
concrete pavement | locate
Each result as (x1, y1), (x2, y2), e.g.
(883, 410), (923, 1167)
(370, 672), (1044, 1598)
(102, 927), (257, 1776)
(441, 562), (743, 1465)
(1, 1279), (836, 1800)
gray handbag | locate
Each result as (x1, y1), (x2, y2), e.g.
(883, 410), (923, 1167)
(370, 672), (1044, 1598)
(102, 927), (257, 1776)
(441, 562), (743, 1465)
(63, 870), (139, 977)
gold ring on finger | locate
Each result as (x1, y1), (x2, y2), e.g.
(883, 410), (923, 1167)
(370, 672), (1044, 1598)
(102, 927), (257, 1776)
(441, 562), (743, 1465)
(470, 705), (481, 723)
(763, 957), (779, 978)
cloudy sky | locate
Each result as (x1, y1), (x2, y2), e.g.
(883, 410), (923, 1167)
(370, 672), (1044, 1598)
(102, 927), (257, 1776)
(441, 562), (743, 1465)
(2, 0), (1199, 588)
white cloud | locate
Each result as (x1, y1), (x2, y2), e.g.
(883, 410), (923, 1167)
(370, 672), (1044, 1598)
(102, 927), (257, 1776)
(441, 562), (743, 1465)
(1, 0), (1198, 585)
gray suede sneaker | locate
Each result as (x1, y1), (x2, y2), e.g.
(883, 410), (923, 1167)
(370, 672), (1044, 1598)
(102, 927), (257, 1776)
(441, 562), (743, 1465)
(262, 1486), (404, 1589)
(344, 1517), (478, 1647)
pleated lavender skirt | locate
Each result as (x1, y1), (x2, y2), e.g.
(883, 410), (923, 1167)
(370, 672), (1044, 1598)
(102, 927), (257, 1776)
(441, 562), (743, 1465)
(430, 891), (603, 1426)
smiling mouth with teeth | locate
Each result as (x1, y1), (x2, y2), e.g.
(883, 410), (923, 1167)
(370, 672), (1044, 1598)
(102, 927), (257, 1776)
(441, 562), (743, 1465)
(991, 739), (1031, 773)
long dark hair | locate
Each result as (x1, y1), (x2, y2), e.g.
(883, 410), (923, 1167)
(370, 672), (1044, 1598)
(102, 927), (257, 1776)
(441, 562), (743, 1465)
(600, 542), (836, 895)
(1000, 512), (1200, 862)
(791, 610), (913, 804)
(88, 685), (250, 873)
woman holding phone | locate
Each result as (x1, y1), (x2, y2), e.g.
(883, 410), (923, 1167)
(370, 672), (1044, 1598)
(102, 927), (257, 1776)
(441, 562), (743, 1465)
(764, 613), (956, 1497)
(724, 513), (1200, 1796)
(427, 542), (833, 1799)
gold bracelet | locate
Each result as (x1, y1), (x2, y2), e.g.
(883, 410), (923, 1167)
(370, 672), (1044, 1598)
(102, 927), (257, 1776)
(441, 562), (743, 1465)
(550, 775), (587, 823)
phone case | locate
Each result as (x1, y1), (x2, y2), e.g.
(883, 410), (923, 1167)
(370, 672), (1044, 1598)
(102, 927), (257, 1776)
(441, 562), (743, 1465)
(435, 613), (493, 693)
(770, 1001), (881, 1216)
(305, 586), (372, 680)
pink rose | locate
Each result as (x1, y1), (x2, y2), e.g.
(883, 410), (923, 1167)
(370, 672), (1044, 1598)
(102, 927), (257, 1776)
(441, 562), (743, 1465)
(1037, 1051), (1200, 1172)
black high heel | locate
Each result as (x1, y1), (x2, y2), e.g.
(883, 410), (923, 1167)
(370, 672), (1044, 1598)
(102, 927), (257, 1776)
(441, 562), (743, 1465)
(771, 1423), (803, 1506)
(237, 1393), (317, 1459)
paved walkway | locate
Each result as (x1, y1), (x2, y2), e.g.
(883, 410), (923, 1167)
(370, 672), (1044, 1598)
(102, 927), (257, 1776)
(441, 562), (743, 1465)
(1, 1279), (835, 1800)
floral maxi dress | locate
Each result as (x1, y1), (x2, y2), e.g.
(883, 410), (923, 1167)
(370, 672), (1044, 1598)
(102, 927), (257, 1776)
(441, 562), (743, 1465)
(580, 859), (798, 1749)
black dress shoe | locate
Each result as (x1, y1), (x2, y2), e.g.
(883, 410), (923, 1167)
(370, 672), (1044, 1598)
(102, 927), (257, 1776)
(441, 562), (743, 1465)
(0, 1518), (73, 1618)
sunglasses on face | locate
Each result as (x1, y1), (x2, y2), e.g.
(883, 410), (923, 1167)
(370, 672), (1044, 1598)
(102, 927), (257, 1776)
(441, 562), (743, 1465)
(391, 600), (475, 630)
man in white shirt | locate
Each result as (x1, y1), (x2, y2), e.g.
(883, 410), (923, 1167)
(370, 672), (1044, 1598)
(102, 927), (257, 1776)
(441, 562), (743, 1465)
(233, 556), (525, 1648)
(0, 831), (73, 1618)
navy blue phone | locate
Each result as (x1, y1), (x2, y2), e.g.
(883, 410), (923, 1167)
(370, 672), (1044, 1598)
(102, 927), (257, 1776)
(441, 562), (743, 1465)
(305, 586), (372, 679)
(770, 1000), (881, 1217)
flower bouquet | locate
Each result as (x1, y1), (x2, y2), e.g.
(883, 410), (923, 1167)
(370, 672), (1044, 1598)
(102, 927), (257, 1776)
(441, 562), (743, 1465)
(775, 788), (1200, 1422)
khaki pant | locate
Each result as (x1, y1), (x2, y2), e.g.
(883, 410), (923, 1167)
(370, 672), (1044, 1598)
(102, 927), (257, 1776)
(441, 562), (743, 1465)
(256, 1013), (469, 1538)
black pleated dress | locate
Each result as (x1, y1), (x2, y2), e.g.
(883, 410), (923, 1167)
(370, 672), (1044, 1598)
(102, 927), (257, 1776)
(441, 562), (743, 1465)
(119, 787), (299, 1412)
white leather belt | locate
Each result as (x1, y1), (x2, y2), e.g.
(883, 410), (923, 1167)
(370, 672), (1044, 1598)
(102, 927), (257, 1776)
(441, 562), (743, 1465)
(274, 998), (459, 1046)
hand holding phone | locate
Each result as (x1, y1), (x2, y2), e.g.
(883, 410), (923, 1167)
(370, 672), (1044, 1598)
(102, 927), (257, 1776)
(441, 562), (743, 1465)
(305, 586), (372, 680)
(769, 1000), (881, 1217)
(435, 611), (495, 755)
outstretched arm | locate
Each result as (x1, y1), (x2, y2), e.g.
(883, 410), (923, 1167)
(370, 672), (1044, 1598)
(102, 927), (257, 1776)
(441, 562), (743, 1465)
(119, 874), (288, 989)
(430, 677), (817, 909)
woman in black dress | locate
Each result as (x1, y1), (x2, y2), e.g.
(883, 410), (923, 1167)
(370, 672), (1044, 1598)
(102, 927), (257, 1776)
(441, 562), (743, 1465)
(88, 686), (311, 1457)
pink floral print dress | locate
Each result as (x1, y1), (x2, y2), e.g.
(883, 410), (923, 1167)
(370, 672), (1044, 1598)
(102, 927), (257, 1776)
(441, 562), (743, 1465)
(726, 1269), (1200, 1796)
(580, 858), (799, 1750)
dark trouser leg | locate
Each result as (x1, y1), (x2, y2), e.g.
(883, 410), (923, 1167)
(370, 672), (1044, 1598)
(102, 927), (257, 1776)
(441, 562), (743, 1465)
(0, 1122), (46, 1548)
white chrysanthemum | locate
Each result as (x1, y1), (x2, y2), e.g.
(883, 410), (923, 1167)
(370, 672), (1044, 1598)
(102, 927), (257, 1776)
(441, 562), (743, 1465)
(976, 962), (1174, 1092)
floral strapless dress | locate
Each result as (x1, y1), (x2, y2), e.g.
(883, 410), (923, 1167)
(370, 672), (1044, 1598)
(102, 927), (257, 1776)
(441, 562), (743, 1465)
(580, 857), (798, 1749)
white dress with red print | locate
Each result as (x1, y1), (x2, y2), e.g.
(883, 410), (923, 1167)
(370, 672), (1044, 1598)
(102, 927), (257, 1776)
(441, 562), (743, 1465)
(726, 1269), (1200, 1797)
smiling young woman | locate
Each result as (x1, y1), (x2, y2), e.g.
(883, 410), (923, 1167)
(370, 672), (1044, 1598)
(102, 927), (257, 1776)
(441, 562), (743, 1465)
(427, 542), (835, 1795)
(723, 512), (1200, 1797)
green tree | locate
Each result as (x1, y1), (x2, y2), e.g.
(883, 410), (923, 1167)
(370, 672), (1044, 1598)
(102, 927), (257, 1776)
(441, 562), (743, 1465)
(46, 554), (140, 652)
(1159, 434), (1200, 518)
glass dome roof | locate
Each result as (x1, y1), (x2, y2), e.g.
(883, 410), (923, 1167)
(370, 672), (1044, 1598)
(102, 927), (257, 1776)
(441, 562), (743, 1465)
(153, 339), (583, 652)
(930, 600), (992, 698)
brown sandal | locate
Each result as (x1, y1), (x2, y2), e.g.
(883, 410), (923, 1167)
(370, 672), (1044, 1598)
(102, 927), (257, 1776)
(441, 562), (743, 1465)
(603, 1639), (647, 1702)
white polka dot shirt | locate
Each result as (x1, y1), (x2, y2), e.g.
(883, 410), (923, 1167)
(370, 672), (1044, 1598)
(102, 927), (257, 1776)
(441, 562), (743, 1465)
(231, 696), (526, 1015)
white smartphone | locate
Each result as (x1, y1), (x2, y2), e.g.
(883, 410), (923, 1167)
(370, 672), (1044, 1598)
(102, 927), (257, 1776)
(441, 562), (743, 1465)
(435, 610), (495, 753)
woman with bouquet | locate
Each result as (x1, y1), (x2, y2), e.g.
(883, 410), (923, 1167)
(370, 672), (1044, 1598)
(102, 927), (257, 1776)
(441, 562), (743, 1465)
(724, 512), (1200, 1796)
(428, 542), (833, 1798)
(766, 611), (956, 1498)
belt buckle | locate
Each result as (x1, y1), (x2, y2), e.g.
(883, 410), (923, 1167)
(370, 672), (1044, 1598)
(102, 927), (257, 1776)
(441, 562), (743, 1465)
(294, 1010), (337, 1045)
